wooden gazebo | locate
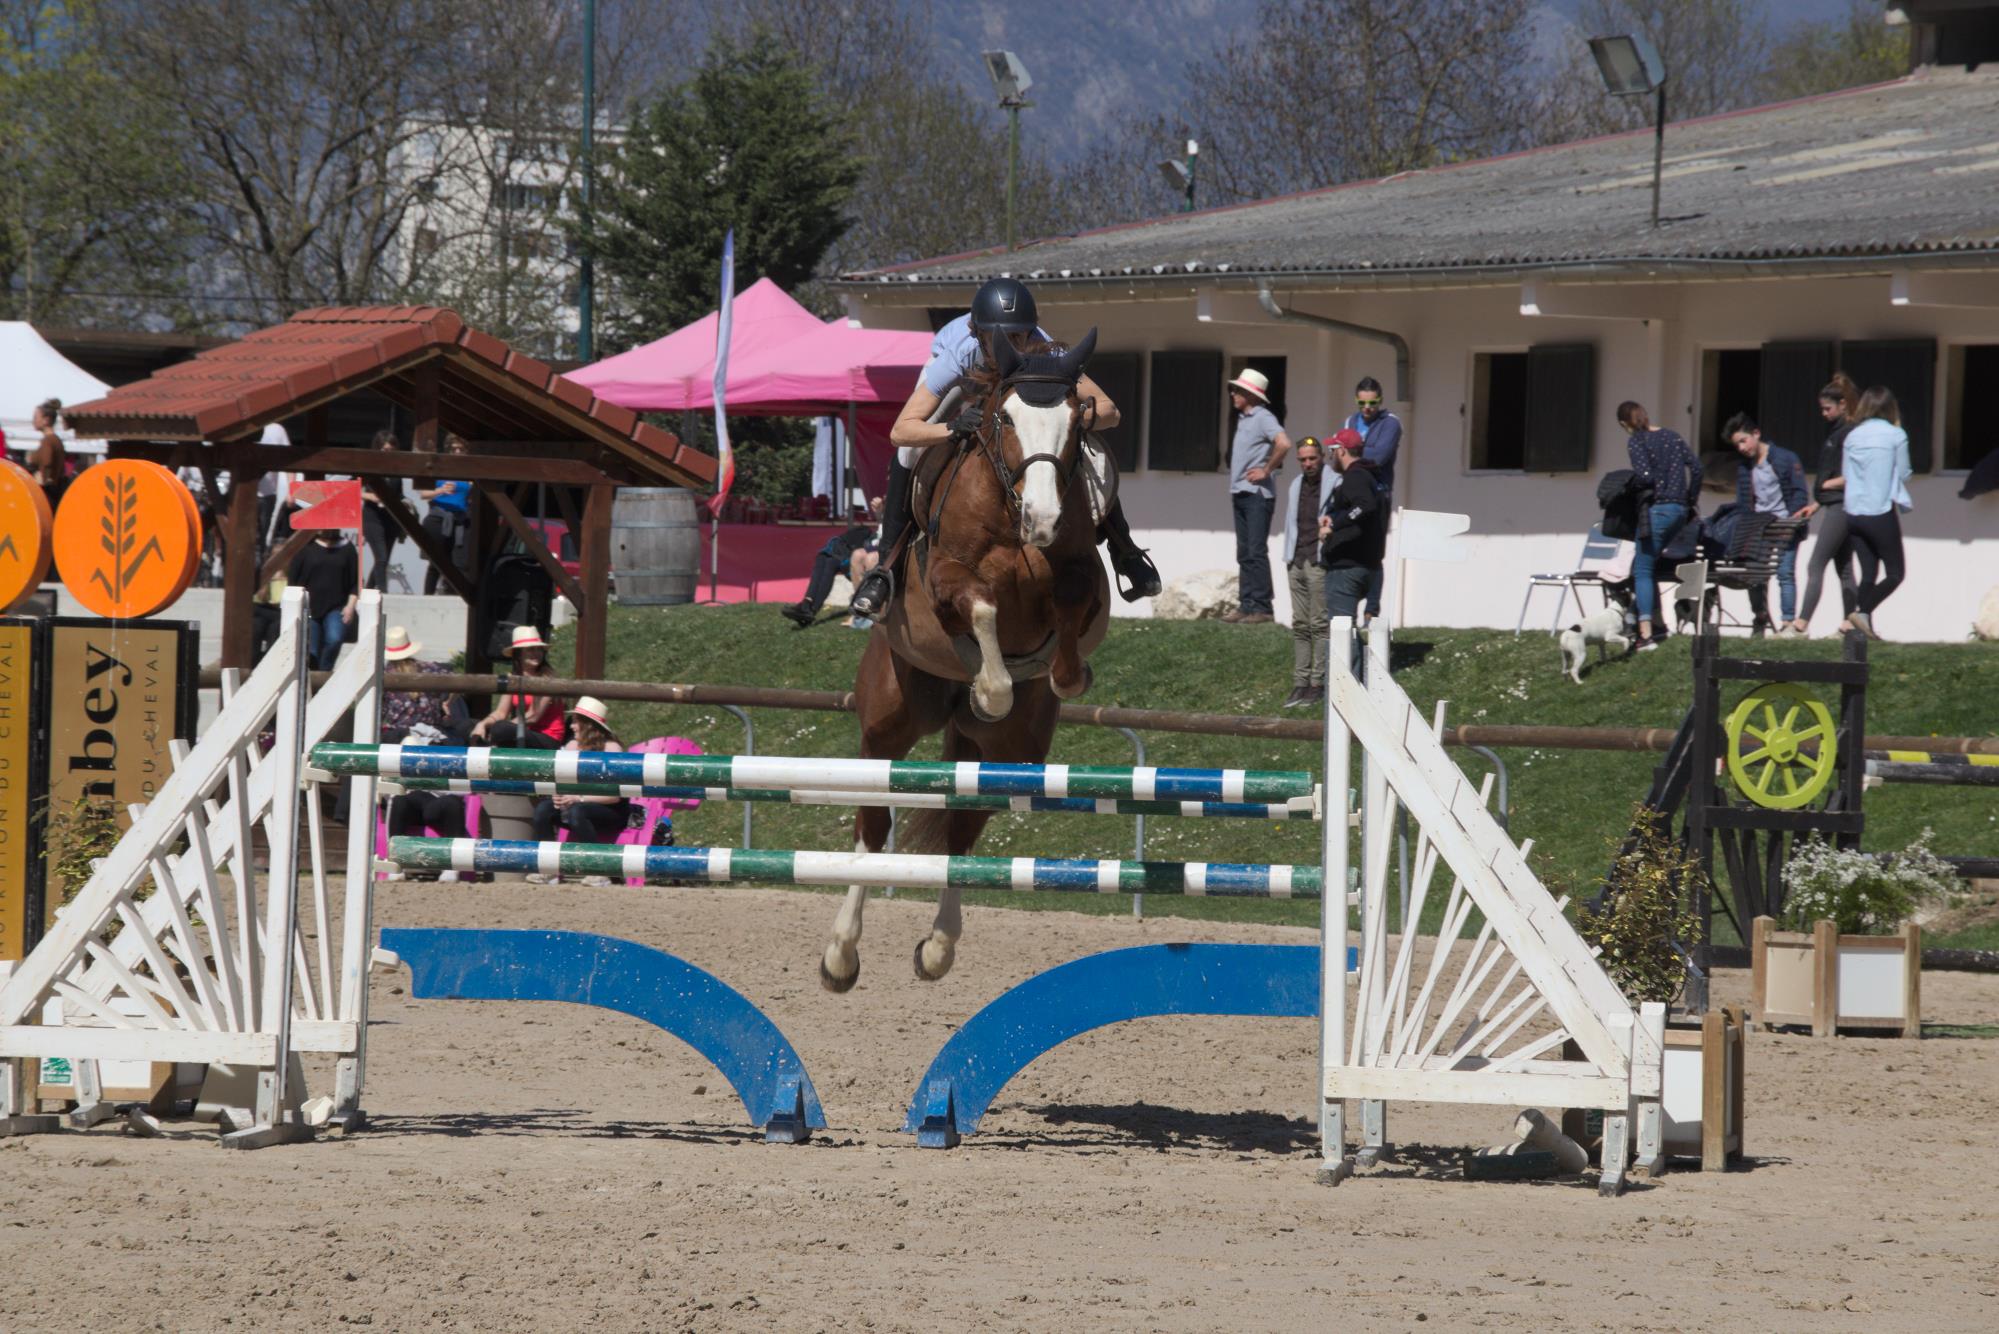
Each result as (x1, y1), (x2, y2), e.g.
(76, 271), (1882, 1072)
(65, 306), (715, 676)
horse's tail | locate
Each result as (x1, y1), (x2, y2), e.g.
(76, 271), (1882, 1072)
(891, 806), (954, 855)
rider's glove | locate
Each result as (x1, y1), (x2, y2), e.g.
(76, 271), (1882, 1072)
(948, 408), (984, 438)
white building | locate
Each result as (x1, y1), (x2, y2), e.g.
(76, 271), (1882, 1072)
(838, 65), (1999, 640)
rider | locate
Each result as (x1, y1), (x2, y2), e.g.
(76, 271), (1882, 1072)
(848, 278), (1162, 619)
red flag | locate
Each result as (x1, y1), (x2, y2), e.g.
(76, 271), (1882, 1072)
(289, 479), (364, 530)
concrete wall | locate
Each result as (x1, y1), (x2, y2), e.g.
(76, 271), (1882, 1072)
(850, 274), (1999, 638)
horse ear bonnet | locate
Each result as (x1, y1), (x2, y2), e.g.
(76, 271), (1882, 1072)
(1005, 328), (1098, 407)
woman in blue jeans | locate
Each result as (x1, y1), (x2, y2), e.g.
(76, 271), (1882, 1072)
(1618, 400), (1703, 649)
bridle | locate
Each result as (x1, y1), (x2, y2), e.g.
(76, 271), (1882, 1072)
(969, 371), (1093, 522)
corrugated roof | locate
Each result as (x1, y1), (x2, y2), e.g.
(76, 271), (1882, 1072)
(842, 69), (1999, 293)
(65, 306), (716, 487)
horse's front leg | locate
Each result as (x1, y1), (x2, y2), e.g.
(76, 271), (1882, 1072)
(1047, 558), (1099, 700)
(931, 556), (1011, 722)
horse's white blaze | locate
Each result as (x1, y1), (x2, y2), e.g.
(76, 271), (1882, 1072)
(1005, 390), (1072, 548)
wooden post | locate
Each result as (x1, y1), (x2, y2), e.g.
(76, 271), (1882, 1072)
(1749, 915), (1771, 1022)
(574, 484), (614, 679)
(1902, 922), (1922, 1039)
(1686, 632), (1720, 1011)
(1700, 1008), (1726, 1171)
(1811, 918), (1838, 1038)
(1837, 633), (1868, 852)
(1726, 1004), (1746, 1165)
(219, 469), (263, 669)
(463, 482), (493, 678)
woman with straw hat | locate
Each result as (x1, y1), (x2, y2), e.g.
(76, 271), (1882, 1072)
(471, 624), (566, 749)
(378, 626), (472, 881)
(527, 696), (632, 886)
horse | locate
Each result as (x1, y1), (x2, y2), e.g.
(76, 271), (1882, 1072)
(820, 331), (1111, 992)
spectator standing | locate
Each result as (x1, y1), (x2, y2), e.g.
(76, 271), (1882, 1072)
(28, 398), (67, 509)
(1790, 374), (1861, 636)
(1840, 386), (1914, 638)
(1317, 429), (1385, 677)
(1726, 413), (1813, 635)
(471, 624), (567, 748)
(1618, 401), (1702, 650)
(287, 529), (359, 670)
(418, 434), (473, 594)
(1280, 437), (1330, 708)
(360, 428), (404, 593)
(1221, 368), (1289, 624)
(527, 697), (632, 886)
(1342, 377), (1403, 619)
(782, 496), (883, 628)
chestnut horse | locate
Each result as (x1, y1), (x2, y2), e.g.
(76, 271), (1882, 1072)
(820, 332), (1110, 991)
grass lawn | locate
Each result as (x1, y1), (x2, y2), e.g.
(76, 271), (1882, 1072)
(554, 604), (1998, 947)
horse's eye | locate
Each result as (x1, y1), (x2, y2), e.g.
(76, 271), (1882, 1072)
(996, 412), (1012, 427)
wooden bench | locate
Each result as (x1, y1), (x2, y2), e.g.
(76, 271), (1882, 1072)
(1675, 512), (1807, 634)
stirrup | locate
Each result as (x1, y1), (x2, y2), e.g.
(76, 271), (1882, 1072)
(850, 565), (895, 618)
(1111, 547), (1162, 602)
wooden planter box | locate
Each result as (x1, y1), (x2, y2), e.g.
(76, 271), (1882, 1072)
(1752, 917), (1921, 1038)
(1661, 1007), (1745, 1171)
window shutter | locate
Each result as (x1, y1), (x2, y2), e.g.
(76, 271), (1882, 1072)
(1839, 338), (1937, 473)
(1523, 343), (1596, 473)
(1756, 341), (1834, 464)
(1147, 350), (1224, 472)
(1088, 351), (1143, 473)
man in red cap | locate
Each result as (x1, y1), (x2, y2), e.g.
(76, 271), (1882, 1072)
(1317, 428), (1385, 669)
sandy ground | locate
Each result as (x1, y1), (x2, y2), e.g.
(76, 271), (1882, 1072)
(3, 881), (1997, 1331)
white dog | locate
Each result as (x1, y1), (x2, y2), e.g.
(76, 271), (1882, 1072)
(1559, 608), (1630, 684)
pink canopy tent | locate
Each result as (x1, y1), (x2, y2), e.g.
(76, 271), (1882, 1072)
(572, 277), (931, 497)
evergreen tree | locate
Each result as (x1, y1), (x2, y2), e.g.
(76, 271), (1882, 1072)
(586, 33), (861, 349)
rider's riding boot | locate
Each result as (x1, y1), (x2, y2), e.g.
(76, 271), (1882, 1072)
(1100, 496), (1162, 601)
(850, 458), (912, 619)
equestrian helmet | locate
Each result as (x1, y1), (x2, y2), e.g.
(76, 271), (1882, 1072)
(969, 278), (1038, 335)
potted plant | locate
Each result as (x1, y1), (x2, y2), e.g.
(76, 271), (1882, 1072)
(1754, 832), (1958, 1038)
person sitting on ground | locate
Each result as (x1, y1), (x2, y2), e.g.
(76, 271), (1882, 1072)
(470, 624), (566, 748)
(1726, 412), (1814, 637)
(848, 277), (1160, 619)
(782, 495), (884, 628)
(527, 697), (632, 887)
(1317, 428), (1385, 678)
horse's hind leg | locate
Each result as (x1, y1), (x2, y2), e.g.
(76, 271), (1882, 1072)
(823, 634), (932, 994)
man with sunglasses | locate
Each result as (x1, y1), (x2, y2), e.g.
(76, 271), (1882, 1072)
(1342, 377), (1402, 619)
(850, 277), (1161, 618)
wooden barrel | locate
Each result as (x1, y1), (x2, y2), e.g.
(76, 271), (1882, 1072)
(611, 487), (701, 606)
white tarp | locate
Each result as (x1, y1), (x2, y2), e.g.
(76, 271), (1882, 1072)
(0, 322), (110, 458)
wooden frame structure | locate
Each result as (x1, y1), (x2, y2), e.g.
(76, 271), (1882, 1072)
(0, 592), (387, 1144)
(64, 307), (716, 677)
(1661, 1007), (1746, 1171)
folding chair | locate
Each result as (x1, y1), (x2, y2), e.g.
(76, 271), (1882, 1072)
(1515, 525), (1628, 635)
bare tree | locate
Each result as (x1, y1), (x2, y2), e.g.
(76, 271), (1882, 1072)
(1766, 0), (1909, 102)
(1537, 0), (1772, 142)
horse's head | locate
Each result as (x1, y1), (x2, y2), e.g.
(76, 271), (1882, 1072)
(987, 328), (1098, 548)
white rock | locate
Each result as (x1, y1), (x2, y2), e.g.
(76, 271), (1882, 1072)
(1153, 568), (1240, 621)
(1975, 585), (1999, 641)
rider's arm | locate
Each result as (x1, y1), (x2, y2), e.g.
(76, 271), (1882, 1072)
(890, 383), (953, 449)
(1268, 428), (1292, 472)
(1075, 373), (1121, 431)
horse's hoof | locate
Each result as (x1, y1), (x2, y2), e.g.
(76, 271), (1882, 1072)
(912, 938), (955, 982)
(819, 956), (860, 994)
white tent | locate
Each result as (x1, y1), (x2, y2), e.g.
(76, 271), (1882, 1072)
(0, 322), (110, 458)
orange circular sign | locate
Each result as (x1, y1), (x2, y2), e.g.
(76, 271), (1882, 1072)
(0, 460), (55, 612)
(52, 459), (202, 618)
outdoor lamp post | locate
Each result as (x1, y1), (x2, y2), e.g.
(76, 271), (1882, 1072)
(1588, 33), (1668, 228)
(577, 0), (596, 361)
(982, 50), (1034, 251)
(1158, 138), (1199, 212)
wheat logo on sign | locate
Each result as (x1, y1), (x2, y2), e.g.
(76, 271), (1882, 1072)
(52, 459), (201, 619)
(94, 468), (166, 603)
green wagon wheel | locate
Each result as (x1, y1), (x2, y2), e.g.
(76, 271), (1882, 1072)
(1724, 683), (1838, 810)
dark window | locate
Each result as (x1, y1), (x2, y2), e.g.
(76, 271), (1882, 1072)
(1944, 344), (1999, 473)
(1697, 348), (1759, 455)
(1147, 350), (1224, 471)
(1840, 338), (1936, 473)
(1754, 342), (1834, 462)
(1226, 355), (1288, 427)
(1523, 343), (1596, 473)
(1087, 351), (1142, 473)
(1470, 352), (1528, 470)
(925, 308), (958, 334)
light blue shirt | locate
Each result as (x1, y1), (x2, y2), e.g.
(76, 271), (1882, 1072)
(1841, 419), (1912, 517)
(919, 313), (1051, 396)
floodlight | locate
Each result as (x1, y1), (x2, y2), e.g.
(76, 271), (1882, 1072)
(982, 50), (1032, 103)
(1158, 160), (1190, 191)
(1588, 34), (1665, 97)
